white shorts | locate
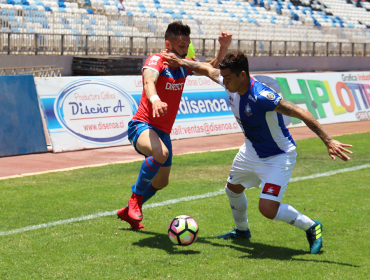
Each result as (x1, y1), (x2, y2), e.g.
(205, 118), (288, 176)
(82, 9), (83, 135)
(227, 143), (297, 202)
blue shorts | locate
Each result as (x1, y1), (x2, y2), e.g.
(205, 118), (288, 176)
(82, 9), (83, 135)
(128, 120), (172, 167)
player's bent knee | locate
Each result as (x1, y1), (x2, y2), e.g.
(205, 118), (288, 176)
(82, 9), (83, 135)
(152, 148), (169, 164)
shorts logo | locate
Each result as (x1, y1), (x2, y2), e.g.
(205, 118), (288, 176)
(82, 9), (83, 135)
(262, 183), (281, 197)
(260, 91), (275, 100)
(244, 103), (252, 116)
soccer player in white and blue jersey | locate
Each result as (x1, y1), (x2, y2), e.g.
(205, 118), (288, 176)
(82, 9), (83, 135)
(162, 50), (353, 254)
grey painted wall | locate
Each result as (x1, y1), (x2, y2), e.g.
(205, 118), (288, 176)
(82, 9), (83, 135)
(1, 55), (370, 76)
(0, 55), (74, 76)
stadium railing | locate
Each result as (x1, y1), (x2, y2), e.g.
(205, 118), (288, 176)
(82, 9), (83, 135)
(1, 32), (369, 58)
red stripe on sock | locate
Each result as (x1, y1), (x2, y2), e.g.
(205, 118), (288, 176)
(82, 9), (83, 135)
(148, 187), (157, 192)
(149, 157), (162, 167)
(145, 158), (157, 171)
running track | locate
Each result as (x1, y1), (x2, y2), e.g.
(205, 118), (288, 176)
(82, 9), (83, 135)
(0, 120), (369, 179)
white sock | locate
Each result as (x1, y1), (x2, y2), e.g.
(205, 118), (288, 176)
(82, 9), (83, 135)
(225, 185), (249, 231)
(273, 203), (315, 231)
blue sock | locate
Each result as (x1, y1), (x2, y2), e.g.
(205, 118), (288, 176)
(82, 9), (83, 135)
(142, 184), (158, 204)
(133, 156), (162, 196)
(127, 183), (159, 208)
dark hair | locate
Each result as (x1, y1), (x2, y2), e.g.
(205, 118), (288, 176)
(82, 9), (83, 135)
(219, 50), (249, 77)
(165, 21), (191, 41)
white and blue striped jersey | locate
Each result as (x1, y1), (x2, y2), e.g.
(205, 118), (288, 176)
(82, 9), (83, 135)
(219, 75), (296, 158)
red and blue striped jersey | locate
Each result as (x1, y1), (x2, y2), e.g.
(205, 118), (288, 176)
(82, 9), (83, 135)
(132, 54), (193, 134)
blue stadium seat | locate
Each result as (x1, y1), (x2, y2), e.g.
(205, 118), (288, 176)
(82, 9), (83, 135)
(171, 14), (183, 19)
(164, 8), (174, 14)
(148, 22), (155, 32)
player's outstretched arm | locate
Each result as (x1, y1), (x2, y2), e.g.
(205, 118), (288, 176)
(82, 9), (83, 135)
(143, 68), (168, 117)
(274, 99), (353, 161)
(162, 52), (220, 83)
(208, 31), (232, 69)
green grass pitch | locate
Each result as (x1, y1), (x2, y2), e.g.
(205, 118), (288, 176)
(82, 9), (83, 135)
(0, 132), (369, 279)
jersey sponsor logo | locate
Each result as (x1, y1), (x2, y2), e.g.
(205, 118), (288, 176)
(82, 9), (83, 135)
(248, 94), (257, 103)
(274, 96), (282, 105)
(164, 67), (172, 78)
(260, 90), (275, 100)
(148, 55), (161, 66)
(165, 82), (185, 91)
(262, 183), (281, 197)
(244, 103), (252, 116)
(228, 96), (234, 107)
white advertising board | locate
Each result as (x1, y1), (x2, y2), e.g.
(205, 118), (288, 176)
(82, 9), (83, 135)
(35, 71), (370, 152)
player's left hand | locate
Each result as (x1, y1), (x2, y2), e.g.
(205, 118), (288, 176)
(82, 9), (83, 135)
(218, 31), (232, 48)
(162, 50), (182, 67)
(326, 139), (353, 161)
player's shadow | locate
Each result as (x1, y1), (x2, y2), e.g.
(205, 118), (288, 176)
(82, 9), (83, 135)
(123, 228), (358, 267)
(125, 229), (201, 255)
(203, 238), (359, 267)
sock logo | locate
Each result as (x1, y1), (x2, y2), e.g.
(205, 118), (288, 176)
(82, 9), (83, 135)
(230, 205), (237, 210)
(262, 183), (281, 197)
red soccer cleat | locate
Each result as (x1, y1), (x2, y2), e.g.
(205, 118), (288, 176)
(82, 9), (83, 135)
(128, 193), (144, 222)
(117, 206), (146, 230)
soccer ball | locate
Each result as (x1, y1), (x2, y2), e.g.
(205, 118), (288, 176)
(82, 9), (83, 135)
(168, 215), (199, 246)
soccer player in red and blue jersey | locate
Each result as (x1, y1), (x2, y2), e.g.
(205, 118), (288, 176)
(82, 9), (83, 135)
(117, 21), (232, 230)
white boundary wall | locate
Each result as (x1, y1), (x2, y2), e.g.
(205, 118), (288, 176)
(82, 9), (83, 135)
(35, 71), (370, 152)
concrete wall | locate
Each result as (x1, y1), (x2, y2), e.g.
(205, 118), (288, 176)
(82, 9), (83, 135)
(0, 55), (74, 76)
(1, 54), (370, 76)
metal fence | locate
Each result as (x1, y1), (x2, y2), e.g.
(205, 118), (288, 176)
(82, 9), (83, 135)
(1, 32), (369, 58)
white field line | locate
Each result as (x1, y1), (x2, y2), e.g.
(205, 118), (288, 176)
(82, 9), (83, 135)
(0, 163), (369, 236)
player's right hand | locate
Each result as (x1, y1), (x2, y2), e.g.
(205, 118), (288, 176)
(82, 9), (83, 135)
(152, 100), (168, 117)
